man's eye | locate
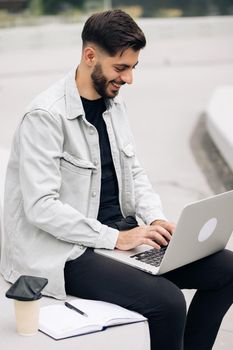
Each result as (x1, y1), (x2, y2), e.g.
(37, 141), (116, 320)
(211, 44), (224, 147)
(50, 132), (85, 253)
(115, 67), (124, 72)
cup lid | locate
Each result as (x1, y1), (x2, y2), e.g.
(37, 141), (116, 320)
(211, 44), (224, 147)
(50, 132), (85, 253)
(5, 275), (48, 301)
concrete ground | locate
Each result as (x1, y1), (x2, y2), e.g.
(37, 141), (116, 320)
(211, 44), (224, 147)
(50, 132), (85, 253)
(0, 15), (233, 349)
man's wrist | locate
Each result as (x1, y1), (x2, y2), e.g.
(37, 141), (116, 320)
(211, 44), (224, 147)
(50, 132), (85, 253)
(150, 219), (166, 226)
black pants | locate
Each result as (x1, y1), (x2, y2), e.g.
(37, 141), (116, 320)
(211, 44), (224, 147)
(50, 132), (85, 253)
(64, 248), (233, 350)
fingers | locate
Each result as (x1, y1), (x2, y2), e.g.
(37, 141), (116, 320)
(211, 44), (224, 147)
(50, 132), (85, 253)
(142, 238), (161, 250)
(148, 225), (172, 242)
(150, 232), (169, 247)
(152, 220), (176, 234)
(140, 226), (171, 247)
(116, 224), (174, 251)
(161, 221), (176, 234)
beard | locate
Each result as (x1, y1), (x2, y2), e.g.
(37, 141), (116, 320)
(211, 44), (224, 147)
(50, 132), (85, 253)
(91, 63), (125, 99)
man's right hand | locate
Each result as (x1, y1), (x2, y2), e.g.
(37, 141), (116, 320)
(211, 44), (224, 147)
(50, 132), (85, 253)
(115, 224), (172, 251)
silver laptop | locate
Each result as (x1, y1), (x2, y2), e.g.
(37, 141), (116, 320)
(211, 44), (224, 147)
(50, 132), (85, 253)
(95, 190), (233, 275)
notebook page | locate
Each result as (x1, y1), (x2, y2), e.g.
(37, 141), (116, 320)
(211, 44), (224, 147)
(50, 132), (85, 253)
(70, 299), (146, 327)
(39, 304), (102, 339)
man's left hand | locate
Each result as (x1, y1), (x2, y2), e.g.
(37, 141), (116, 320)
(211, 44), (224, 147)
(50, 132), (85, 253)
(150, 220), (176, 235)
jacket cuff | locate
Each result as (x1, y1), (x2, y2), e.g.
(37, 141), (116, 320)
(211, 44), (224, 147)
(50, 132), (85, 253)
(143, 211), (167, 226)
(94, 225), (119, 249)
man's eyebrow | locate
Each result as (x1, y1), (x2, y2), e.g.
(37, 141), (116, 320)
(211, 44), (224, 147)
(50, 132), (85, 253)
(114, 61), (139, 69)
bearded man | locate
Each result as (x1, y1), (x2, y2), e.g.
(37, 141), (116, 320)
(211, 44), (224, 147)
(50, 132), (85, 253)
(2, 10), (233, 350)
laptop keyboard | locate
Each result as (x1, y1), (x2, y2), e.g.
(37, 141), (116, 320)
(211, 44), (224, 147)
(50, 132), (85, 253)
(130, 246), (167, 267)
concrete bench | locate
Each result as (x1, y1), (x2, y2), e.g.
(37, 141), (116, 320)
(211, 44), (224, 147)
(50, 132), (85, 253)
(206, 85), (233, 172)
(0, 275), (150, 350)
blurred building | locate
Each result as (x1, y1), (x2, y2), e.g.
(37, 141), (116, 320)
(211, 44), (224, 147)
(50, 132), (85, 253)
(112, 0), (233, 17)
(0, 0), (28, 12)
(0, 0), (232, 16)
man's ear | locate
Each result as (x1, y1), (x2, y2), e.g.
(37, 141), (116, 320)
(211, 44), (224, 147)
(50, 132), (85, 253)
(83, 47), (96, 67)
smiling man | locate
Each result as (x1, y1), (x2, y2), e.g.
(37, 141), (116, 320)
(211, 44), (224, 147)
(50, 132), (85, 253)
(2, 9), (233, 350)
(78, 44), (137, 99)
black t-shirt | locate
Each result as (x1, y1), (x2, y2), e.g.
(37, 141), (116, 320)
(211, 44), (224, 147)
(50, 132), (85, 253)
(81, 96), (124, 226)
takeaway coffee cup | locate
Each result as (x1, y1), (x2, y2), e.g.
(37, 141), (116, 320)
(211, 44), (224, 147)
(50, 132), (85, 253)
(6, 275), (48, 336)
(14, 298), (41, 335)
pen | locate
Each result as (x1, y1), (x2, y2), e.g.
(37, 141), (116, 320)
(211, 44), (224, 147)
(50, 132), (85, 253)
(64, 301), (88, 317)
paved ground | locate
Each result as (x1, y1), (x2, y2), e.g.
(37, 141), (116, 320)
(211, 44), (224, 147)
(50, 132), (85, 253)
(0, 15), (233, 349)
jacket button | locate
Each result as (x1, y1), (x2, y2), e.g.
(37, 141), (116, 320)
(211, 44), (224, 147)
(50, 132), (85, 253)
(91, 191), (97, 198)
(89, 128), (95, 135)
(93, 159), (98, 166)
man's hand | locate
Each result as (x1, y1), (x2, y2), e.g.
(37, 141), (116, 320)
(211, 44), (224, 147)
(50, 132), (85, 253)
(115, 222), (174, 251)
(150, 220), (176, 235)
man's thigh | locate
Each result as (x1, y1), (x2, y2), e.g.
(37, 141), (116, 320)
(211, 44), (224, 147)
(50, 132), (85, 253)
(64, 248), (184, 313)
(163, 249), (233, 290)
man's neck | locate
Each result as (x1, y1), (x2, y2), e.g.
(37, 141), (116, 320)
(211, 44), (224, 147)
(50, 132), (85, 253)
(75, 64), (100, 100)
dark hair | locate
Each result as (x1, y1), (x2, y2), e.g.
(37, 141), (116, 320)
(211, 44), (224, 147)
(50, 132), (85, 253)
(81, 9), (146, 56)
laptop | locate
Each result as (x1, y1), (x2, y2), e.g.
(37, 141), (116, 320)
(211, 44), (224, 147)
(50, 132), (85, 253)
(95, 190), (233, 275)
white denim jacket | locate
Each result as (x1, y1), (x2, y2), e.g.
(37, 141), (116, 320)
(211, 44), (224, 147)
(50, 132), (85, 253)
(1, 69), (166, 299)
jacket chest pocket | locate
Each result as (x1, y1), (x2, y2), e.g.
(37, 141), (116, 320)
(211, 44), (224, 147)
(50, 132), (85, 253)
(60, 152), (96, 175)
(59, 152), (97, 215)
(121, 143), (135, 182)
(121, 143), (135, 163)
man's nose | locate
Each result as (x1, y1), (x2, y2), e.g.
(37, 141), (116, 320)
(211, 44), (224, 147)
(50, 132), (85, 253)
(121, 70), (133, 85)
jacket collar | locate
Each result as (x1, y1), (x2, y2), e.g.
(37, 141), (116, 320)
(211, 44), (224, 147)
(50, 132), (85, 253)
(65, 67), (121, 120)
(65, 68), (84, 120)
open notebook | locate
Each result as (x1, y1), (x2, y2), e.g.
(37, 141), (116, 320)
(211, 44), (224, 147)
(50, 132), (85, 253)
(39, 298), (147, 340)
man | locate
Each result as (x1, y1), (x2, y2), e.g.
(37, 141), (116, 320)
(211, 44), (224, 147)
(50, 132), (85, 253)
(1, 9), (233, 350)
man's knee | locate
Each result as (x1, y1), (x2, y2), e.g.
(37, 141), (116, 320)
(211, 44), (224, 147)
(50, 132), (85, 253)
(158, 286), (186, 321)
(208, 249), (233, 288)
(142, 279), (187, 322)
